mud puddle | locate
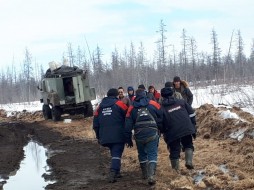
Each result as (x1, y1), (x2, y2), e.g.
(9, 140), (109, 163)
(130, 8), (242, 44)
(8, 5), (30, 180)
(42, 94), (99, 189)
(3, 141), (54, 190)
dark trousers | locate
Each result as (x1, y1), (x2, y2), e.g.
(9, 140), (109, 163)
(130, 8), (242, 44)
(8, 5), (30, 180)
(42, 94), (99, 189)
(107, 143), (125, 173)
(167, 135), (194, 160)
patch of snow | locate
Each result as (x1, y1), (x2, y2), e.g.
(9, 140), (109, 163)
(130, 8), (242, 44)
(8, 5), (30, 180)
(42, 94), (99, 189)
(247, 130), (254, 138)
(219, 164), (229, 173)
(220, 110), (239, 119)
(0, 98), (102, 117)
(0, 101), (42, 113)
(193, 170), (205, 184)
(63, 119), (72, 123)
(242, 107), (254, 115)
(229, 128), (248, 141)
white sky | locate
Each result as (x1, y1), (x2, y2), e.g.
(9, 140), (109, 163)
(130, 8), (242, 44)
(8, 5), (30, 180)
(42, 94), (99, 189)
(0, 0), (253, 70)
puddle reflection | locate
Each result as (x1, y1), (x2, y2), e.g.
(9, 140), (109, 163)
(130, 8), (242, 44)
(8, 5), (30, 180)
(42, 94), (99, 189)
(3, 141), (54, 190)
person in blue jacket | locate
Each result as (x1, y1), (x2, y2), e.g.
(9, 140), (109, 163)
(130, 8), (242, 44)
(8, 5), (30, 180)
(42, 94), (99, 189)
(93, 88), (128, 183)
(125, 89), (162, 185)
(160, 87), (196, 172)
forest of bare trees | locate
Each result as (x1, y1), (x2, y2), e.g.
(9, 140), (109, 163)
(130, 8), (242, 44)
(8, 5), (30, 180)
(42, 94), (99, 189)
(0, 20), (254, 104)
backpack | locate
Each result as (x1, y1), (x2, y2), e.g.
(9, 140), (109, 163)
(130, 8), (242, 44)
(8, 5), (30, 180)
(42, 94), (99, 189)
(135, 107), (157, 127)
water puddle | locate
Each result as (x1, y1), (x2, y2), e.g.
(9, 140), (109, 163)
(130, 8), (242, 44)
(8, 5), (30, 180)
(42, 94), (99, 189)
(3, 141), (54, 190)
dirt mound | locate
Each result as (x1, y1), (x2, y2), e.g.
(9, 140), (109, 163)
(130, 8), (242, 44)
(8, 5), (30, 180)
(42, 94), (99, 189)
(196, 104), (254, 140)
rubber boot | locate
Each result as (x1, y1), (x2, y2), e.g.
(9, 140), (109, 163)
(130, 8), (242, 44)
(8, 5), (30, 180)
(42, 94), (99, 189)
(147, 162), (157, 185)
(185, 148), (194, 169)
(170, 159), (179, 171)
(108, 170), (116, 183)
(115, 171), (122, 178)
(140, 162), (148, 179)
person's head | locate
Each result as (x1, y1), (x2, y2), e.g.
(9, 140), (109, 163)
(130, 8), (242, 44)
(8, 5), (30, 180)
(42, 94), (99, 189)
(135, 89), (146, 99)
(148, 85), (155, 93)
(173, 76), (181, 88)
(165, 81), (173, 88)
(127, 86), (134, 96)
(138, 84), (146, 91)
(118, 87), (125, 98)
(161, 87), (173, 98)
(107, 88), (118, 97)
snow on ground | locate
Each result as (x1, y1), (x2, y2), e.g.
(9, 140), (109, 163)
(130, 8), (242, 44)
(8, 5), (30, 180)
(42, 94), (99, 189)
(191, 84), (254, 114)
(1, 84), (254, 115)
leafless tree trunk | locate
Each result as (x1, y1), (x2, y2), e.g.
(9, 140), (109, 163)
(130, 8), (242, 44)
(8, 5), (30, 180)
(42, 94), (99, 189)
(23, 48), (33, 103)
(67, 42), (75, 67)
(211, 29), (221, 84)
(181, 29), (189, 81)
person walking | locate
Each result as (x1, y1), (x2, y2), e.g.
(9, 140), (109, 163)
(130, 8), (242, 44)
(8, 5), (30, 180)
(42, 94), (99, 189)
(160, 87), (196, 172)
(172, 76), (193, 105)
(125, 89), (162, 185)
(93, 88), (129, 183)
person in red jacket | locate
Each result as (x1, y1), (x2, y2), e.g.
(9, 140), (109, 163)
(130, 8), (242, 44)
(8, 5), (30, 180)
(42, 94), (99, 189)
(147, 85), (161, 102)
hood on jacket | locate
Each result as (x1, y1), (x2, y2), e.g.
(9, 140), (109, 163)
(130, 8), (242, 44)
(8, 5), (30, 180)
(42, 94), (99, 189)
(161, 87), (173, 98)
(127, 86), (134, 92)
(100, 97), (118, 108)
(133, 97), (149, 108)
(161, 96), (176, 106)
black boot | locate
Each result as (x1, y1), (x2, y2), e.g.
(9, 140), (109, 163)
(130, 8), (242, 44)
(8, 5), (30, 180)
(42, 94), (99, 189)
(170, 159), (179, 171)
(108, 170), (116, 183)
(147, 162), (156, 185)
(140, 162), (148, 179)
(115, 172), (122, 178)
(185, 148), (194, 169)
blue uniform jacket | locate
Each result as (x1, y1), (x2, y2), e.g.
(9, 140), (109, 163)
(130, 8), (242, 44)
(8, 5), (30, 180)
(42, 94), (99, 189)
(125, 96), (163, 143)
(93, 96), (128, 145)
(161, 97), (196, 143)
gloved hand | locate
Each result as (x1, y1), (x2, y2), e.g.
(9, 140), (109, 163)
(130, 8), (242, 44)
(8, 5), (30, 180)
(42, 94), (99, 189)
(126, 141), (133, 148)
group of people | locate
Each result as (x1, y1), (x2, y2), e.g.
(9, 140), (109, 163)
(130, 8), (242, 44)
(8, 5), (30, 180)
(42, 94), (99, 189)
(93, 76), (196, 185)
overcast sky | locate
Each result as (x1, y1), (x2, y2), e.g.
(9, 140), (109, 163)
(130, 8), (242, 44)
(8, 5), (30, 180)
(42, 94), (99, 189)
(0, 0), (253, 70)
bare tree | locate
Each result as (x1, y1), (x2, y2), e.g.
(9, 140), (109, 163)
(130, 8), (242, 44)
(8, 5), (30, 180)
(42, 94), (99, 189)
(156, 20), (167, 83)
(92, 45), (105, 97)
(224, 30), (234, 83)
(190, 37), (198, 85)
(181, 29), (189, 81)
(67, 42), (75, 67)
(210, 28), (221, 83)
(137, 42), (147, 86)
(235, 30), (246, 81)
(23, 48), (33, 103)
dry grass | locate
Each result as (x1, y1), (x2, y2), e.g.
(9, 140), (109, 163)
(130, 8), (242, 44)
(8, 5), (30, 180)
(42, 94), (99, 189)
(8, 104), (253, 190)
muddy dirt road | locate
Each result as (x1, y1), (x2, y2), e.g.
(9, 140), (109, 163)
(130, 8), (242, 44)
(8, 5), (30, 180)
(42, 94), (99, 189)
(0, 104), (254, 190)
